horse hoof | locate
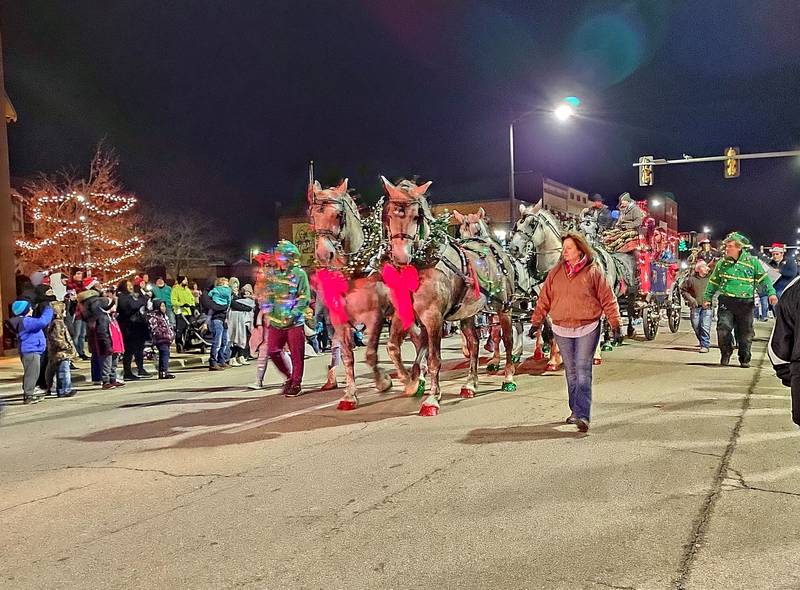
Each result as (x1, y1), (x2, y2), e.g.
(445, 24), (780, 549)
(601, 344), (613, 352)
(593, 358), (602, 366)
(486, 363), (499, 373)
(501, 382), (517, 392)
(414, 380), (426, 397)
(460, 388), (475, 399)
(337, 399), (357, 411)
(511, 355), (521, 365)
(532, 350), (544, 360)
(378, 378), (393, 393)
(419, 403), (439, 417)
(545, 363), (561, 372)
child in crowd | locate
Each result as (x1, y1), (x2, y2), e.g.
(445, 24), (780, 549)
(105, 289), (126, 387)
(45, 301), (78, 398)
(205, 277), (232, 328)
(147, 299), (176, 379)
(8, 300), (54, 404)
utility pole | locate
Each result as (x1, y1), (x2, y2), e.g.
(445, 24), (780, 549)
(0, 32), (17, 354)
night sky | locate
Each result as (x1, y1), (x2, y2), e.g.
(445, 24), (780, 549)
(3, 1), (800, 251)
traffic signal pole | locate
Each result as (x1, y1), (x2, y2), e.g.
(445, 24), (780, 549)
(633, 149), (800, 168)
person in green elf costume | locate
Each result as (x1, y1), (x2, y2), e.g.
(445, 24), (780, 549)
(264, 240), (311, 396)
(703, 231), (776, 368)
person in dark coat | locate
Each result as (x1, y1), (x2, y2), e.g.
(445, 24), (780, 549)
(116, 280), (152, 380)
(768, 275), (800, 427)
(85, 295), (117, 389)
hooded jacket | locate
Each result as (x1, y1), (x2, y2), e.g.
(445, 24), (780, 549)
(47, 302), (77, 362)
(9, 306), (54, 355)
(85, 297), (114, 357)
(147, 299), (175, 345)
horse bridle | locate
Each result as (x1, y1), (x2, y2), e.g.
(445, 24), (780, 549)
(513, 211), (562, 277)
(385, 198), (425, 244)
(309, 195), (362, 258)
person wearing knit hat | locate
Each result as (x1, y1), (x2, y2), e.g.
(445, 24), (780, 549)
(603, 192), (644, 251)
(681, 261), (713, 352)
(7, 300), (54, 404)
(703, 231), (777, 367)
(264, 240), (310, 396)
(767, 242), (798, 299)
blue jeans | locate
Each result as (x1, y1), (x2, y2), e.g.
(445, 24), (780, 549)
(690, 307), (712, 348)
(209, 319), (229, 367)
(73, 318), (86, 356)
(57, 359), (72, 394)
(553, 325), (601, 422)
(754, 294), (769, 321)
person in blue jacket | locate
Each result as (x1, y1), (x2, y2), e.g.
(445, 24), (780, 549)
(7, 300), (54, 404)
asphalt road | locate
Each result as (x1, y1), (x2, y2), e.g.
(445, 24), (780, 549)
(1, 320), (798, 590)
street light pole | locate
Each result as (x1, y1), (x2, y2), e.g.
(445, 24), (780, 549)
(508, 121), (516, 229)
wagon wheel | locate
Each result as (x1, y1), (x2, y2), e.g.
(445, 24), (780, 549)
(642, 306), (660, 340)
(668, 283), (682, 333)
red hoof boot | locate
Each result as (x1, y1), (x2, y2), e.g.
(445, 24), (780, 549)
(593, 358), (602, 366)
(419, 403), (439, 417)
(546, 363), (561, 372)
(533, 349), (544, 361)
(460, 388), (475, 399)
(337, 399), (357, 411)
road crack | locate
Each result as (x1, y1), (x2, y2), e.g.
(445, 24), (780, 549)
(673, 353), (764, 590)
(725, 467), (800, 498)
(0, 483), (95, 513)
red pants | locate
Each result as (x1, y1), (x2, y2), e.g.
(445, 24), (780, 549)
(267, 325), (305, 387)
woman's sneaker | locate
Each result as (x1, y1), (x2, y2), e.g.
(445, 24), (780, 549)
(228, 357), (241, 367)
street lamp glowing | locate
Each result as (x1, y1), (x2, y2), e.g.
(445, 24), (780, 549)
(703, 226), (711, 234)
(651, 199), (661, 207)
(553, 104), (574, 122)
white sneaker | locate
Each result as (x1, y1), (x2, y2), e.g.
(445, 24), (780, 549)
(238, 356), (250, 365)
(228, 357), (241, 367)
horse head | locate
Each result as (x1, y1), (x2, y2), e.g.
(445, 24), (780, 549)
(307, 178), (362, 268)
(381, 176), (433, 265)
(454, 207), (488, 239)
(509, 203), (563, 277)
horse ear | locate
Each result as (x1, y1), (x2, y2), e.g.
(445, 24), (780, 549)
(478, 207), (486, 219)
(531, 199), (542, 214)
(381, 175), (405, 201)
(452, 210), (464, 223)
(518, 204), (526, 216)
(336, 178), (348, 193)
(414, 181), (432, 197)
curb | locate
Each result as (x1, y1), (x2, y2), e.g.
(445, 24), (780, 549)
(0, 353), (208, 400)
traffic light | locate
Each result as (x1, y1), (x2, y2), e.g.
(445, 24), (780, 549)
(724, 146), (740, 178)
(639, 155), (654, 186)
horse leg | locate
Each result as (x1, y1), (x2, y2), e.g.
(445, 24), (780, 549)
(459, 318), (478, 398)
(487, 321), (501, 373)
(386, 316), (411, 393)
(335, 325), (358, 411)
(500, 311), (516, 391)
(419, 311), (444, 416)
(406, 323), (428, 397)
(364, 312), (392, 393)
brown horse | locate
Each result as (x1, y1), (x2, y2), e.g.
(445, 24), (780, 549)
(308, 179), (425, 411)
(381, 177), (517, 416)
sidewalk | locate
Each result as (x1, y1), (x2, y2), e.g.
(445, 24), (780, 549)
(0, 350), (209, 400)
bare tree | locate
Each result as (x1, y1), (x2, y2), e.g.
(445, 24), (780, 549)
(138, 211), (220, 278)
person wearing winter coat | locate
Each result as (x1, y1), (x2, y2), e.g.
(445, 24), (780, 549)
(45, 301), (78, 397)
(228, 283), (255, 366)
(768, 275), (800, 428)
(147, 299), (175, 379)
(8, 300), (54, 404)
(171, 275), (196, 352)
(151, 277), (175, 327)
(263, 240), (311, 397)
(681, 261), (712, 352)
(116, 280), (153, 380)
(77, 286), (103, 383)
(201, 280), (231, 370)
(85, 295), (117, 389)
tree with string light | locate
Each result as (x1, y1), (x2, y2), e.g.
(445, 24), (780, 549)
(15, 144), (145, 285)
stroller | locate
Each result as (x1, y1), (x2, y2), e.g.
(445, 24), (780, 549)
(176, 310), (213, 354)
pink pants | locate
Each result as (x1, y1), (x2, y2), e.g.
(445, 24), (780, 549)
(268, 325), (305, 387)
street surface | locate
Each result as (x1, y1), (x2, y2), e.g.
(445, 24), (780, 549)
(1, 320), (798, 589)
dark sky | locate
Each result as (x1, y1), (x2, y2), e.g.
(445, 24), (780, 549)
(3, 0), (800, 250)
